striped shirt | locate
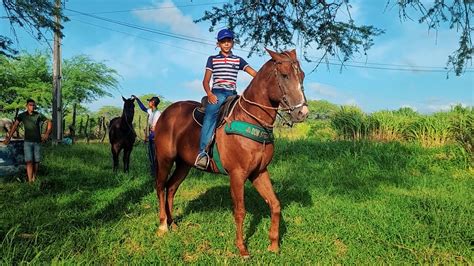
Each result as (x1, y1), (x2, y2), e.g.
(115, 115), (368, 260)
(206, 52), (249, 91)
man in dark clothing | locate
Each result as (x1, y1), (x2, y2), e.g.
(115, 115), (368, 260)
(3, 99), (52, 183)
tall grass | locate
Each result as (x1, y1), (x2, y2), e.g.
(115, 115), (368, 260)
(330, 105), (473, 153)
(405, 113), (451, 147)
(331, 106), (370, 140)
(367, 111), (415, 141)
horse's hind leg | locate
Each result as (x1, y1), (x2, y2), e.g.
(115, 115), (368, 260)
(165, 159), (191, 228)
(250, 169), (280, 253)
(156, 156), (173, 234)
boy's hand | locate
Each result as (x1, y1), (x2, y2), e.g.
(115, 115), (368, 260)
(207, 93), (218, 104)
(2, 138), (10, 145)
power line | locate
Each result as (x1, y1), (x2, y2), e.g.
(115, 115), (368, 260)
(65, 1), (229, 16)
(65, 8), (252, 53)
(70, 18), (209, 56)
(306, 55), (474, 71)
(66, 8), (216, 46)
(65, 8), (473, 73)
(324, 62), (469, 73)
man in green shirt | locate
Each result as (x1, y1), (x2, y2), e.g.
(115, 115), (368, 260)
(3, 99), (52, 183)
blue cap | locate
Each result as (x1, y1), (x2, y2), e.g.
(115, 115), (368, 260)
(217, 29), (234, 41)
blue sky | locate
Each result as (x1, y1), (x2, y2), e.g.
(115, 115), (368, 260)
(1, 0), (473, 113)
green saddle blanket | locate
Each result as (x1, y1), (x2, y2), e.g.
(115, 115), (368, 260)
(211, 121), (274, 175)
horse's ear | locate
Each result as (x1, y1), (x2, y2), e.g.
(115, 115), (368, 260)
(287, 49), (297, 59)
(122, 96), (126, 102)
(265, 48), (282, 61)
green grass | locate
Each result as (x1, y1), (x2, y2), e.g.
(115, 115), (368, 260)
(1, 140), (472, 264)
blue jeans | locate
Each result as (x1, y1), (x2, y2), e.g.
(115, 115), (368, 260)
(24, 141), (41, 163)
(199, 89), (236, 152)
(148, 133), (156, 176)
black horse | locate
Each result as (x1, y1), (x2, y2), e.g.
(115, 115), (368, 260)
(109, 96), (136, 172)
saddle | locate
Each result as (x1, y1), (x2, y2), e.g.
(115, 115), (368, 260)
(192, 95), (240, 128)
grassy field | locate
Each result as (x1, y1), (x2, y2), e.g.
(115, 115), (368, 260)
(0, 140), (472, 264)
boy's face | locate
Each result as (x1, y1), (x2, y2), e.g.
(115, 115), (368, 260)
(218, 38), (234, 53)
(26, 102), (36, 112)
(148, 100), (154, 108)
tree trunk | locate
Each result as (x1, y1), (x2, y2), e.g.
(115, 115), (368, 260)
(14, 108), (20, 138)
(101, 118), (107, 143)
(98, 116), (103, 136)
(71, 103), (77, 143)
(85, 114), (90, 144)
(78, 117), (83, 136)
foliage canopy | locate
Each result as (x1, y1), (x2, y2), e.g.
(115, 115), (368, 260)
(198, 0), (473, 75)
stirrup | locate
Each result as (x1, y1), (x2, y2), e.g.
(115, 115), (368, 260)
(194, 152), (209, 170)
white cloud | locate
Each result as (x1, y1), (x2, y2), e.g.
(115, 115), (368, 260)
(400, 104), (418, 112)
(237, 73), (254, 93)
(425, 102), (469, 112)
(83, 36), (165, 80)
(307, 82), (339, 98)
(133, 0), (203, 39)
(345, 98), (358, 106)
(183, 79), (202, 92)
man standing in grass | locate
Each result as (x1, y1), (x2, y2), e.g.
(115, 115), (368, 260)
(3, 99), (52, 183)
(132, 95), (161, 176)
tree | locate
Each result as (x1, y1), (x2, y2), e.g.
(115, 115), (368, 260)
(95, 105), (122, 121)
(61, 54), (120, 130)
(1, 0), (68, 57)
(0, 52), (52, 115)
(198, 0), (473, 76)
(307, 100), (339, 119)
(0, 52), (119, 127)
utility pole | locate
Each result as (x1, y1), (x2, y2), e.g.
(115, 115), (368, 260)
(52, 0), (62, 144)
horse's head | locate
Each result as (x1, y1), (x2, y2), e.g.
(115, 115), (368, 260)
(265, 49), (309, 123)
(122, 96), (135, 118)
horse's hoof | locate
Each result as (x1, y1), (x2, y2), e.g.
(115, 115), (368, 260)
(155, 229), (167, 237)
(267, 244), (279, 253)
(159, 225), (168, 231)
(170, 222), (178, 231)
(156, 225), (168, 237)
(239, 249), (250, 258)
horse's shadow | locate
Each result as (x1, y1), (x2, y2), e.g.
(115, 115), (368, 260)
(179, 179), (312, 242)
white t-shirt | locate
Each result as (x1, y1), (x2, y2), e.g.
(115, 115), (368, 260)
(147, 109), (161, 131)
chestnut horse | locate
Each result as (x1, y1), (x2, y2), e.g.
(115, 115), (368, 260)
(153, 49), (308, 257)
(109, 96), (136, 172)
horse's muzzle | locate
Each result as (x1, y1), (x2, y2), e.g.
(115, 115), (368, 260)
(290, 105), (309, 123)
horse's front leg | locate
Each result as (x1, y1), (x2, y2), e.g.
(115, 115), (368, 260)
(111, 145), (120, 172)
(123, 148), (131, 173)
(229, 172), (250, 258)
(250, 169), (280, 253)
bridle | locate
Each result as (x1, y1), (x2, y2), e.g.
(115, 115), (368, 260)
(239, 53), (307, 128)
(122, 105), (135, 135)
